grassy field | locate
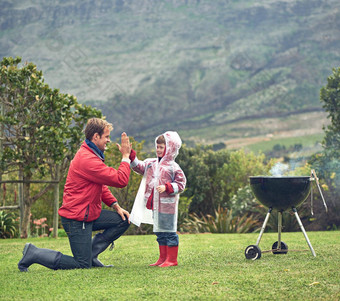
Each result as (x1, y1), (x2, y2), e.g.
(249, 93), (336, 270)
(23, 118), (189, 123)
(0, 231), (340, 300)
(179, 111), (329, 152)
(245, 133), (325, 154)
(0, 232), (339, 300)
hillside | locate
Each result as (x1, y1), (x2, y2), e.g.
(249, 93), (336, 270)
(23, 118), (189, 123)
(1, 0), (339, 148)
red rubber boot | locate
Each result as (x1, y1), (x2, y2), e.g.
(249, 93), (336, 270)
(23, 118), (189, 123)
(159, 246), (178, 267)
(149, 245), (167, 266)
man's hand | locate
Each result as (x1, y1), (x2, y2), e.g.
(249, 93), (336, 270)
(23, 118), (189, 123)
(113, 203), (130, 223)
(116, 132), (132, 159)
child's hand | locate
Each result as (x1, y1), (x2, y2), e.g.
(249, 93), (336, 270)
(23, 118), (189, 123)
(156, 185), (166, 193)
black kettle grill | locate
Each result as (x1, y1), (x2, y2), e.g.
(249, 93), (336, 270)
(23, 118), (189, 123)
(245, 170), (328, 260)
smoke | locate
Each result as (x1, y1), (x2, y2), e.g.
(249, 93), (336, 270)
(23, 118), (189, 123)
(269, 142), (323, 176)
(269, 162), (289, 176)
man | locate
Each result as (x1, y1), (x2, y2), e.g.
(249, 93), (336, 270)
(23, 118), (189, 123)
(18, 118), (132, 271)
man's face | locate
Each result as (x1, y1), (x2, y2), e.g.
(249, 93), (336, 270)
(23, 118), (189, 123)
(156, 143), (166, 158)
(93, 127), (111, 152)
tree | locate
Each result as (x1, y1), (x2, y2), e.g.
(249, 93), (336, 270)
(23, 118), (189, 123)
(308, 67), (340, 230)
(0, 57), (102, 237)
(176, 145), (225, 215)
(177, 145), (273, 216)
(320, 67), (340, 159)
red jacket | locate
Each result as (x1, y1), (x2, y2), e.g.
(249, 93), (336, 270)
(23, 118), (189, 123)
(58, 142), (130, 222)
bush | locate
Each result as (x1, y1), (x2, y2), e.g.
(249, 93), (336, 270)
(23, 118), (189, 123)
(0, 211), (18, 238)
(229, 185), (257, 216)
(57, 228), (68, 237)
(177, 146), (274, 216)
(180, 206), (260, 234)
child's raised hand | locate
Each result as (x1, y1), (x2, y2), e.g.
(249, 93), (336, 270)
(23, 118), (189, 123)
(156, 185), (166, 193)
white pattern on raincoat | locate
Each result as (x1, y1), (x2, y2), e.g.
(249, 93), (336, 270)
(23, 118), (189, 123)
(129, 131), (186, 232)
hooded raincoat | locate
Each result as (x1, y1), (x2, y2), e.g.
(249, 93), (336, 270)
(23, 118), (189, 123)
(129, 131), (186, 232)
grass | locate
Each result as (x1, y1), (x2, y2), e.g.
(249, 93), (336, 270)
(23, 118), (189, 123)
(179, 111), (329, 149)
(0, 232), (339, 300)
(246, 133), (325, 154)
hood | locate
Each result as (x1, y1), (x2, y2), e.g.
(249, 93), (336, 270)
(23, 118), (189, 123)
(155, 131), (182, 162)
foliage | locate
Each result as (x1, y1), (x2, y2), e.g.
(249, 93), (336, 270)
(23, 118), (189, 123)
(0, 178), (18, 207)
(229, 185), (257, 217)
(0, 211), (18, 238)
(218, 150), (274, 200)
(307, 68), (340, 230)
(177, 194), (193, 233)
(181, 206), (260, 234)
(56, 228), (67, 237)
(320, 67), (340, 159)
(0, 56), (102, 237)
(177, 145), (274, 215)
(264, 143), (303, 159)
(317, 67), (340, 193)
(309, 153), (340, 230)
(30, 192), (55, 233)
(176, 145), (226, 215)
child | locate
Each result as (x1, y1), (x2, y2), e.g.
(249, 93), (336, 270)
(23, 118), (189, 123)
(129, 131), (186, 267)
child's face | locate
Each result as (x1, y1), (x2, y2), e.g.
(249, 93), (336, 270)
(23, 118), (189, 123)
(156, 143), (166, 158)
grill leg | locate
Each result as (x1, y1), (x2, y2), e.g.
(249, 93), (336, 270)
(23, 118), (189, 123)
(278, 211), (283, 250)
(256, 207), (272, 246)
(292, 207), (316, 257)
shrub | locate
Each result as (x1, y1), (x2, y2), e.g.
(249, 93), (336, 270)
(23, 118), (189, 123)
(229, 185), (257, 216)
(177, 146), (274, 216)
(57, 228), (68, 237)
(181, 206), (260, 233)
(0, 211), (18, 238)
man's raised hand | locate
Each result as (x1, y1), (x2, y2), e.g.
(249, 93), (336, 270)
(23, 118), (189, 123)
(116, 132), (132, 159)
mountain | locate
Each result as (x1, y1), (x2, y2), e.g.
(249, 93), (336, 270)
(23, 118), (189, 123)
(1, 0), (339, 149)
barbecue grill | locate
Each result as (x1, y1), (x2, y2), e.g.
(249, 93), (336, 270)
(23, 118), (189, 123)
(245, 170), (328, 260)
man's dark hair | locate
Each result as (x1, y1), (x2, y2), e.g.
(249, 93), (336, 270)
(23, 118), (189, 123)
(84, 118), (113, 140)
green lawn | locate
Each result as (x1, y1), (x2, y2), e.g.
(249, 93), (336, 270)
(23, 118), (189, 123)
(1, 232), (339, 300)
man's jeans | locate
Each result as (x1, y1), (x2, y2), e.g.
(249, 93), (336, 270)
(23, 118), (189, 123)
(58, 209), (129, 269)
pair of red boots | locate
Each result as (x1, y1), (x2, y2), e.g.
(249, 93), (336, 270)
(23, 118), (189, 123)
(150, 245), (178, 267)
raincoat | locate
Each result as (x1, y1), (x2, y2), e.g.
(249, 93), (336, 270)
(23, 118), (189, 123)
(129, 131), (186, 232)
(59, 142), (130, 222)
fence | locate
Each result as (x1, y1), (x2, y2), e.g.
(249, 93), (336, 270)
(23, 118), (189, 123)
(0, 176), (60, 238)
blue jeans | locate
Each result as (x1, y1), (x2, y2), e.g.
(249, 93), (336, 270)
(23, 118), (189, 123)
(155, 232), (179, 247)
(57, 210), (129, 269)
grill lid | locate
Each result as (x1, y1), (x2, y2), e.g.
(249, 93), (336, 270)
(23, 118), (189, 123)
(249, 176), (311, 211)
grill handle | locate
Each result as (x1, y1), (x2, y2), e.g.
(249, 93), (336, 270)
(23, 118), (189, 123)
(310, 169), (328, 214)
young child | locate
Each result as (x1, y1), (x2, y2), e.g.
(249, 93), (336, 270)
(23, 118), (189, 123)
(129, 131), (186, 267)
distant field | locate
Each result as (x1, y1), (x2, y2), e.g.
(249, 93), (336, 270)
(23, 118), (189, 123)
(245, 133), (325, 154)
(180, 111), (329, 153)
